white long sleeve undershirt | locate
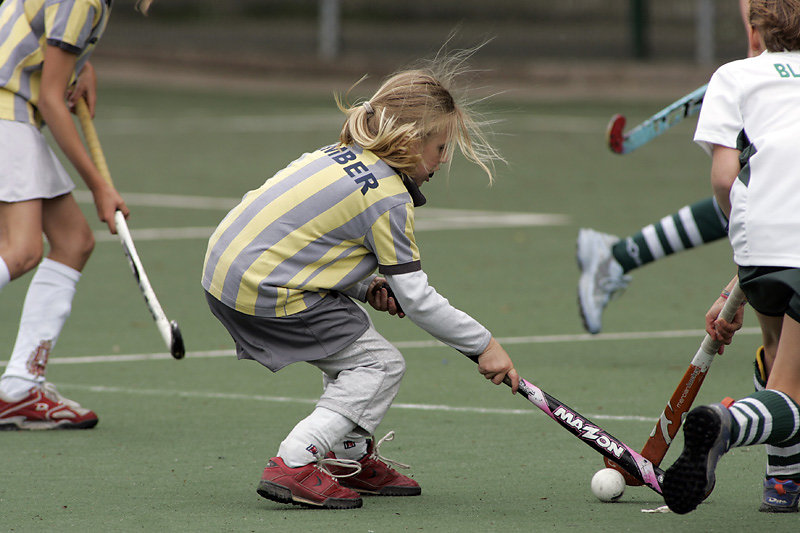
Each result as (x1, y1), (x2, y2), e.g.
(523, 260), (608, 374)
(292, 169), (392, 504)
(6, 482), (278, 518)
(386, 270), (491, 356)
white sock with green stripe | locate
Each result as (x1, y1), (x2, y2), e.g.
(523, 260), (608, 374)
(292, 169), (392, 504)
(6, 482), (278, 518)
(729, 390), (800, 448)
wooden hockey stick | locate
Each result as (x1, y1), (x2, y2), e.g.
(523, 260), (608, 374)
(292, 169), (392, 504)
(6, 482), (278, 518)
(605, 283), (745, 485)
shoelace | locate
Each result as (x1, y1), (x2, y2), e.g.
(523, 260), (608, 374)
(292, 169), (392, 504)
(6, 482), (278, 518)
(371, 431), (411, 470)
(597, 268), (631, 303)
(316, 457), (362, 479)
(40, 382), (86, 412)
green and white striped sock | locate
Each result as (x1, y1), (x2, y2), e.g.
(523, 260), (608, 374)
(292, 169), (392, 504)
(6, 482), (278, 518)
(729, 390), (800, 448)
(611, 197), (728, 273)
(746, 353), (800, 481)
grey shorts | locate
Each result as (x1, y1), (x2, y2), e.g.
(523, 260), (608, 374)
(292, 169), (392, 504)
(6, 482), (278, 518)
(739, 266), (800, 323)
(205, 290), (369, 371)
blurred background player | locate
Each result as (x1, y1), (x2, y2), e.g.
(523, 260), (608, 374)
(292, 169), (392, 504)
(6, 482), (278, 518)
(577, 198), (728, 334)
(202, 49), (519, 509)
(0, 0), (154, 430)
(577, 0), (753, 335)
(663, 0), (800, 514)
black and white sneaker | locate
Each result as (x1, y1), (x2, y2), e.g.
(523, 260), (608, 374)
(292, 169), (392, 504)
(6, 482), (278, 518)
(663, 403), (732, 514)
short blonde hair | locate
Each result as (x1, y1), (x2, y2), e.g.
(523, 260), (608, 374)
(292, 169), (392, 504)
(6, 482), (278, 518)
(750, 0), (800, 51)
(337, 48), (502, 182)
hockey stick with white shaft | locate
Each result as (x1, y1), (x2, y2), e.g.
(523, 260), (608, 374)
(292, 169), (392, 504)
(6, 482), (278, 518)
(75, 99), (185, 359)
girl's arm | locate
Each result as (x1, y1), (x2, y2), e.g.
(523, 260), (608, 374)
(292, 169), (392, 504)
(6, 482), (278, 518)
(38, 45), (128, 233)
(386, 270), (519, 392)
(710, 144), (740, 218)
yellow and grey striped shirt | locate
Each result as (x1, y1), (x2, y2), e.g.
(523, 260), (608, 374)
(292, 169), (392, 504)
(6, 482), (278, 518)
(0, 0), (110, 126)
(203, 143), (422, 318)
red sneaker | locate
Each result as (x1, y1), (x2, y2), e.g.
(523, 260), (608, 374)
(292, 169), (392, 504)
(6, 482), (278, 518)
(257, 456), (363, 509)
(0, 382), (98, 430)
(329, 432), (421, 496)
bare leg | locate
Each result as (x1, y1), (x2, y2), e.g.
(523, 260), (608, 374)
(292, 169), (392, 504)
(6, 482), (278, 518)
(766, 313), (800, 405)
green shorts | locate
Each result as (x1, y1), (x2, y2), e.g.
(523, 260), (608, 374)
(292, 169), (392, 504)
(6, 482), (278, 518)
(738, 266), (800, 323)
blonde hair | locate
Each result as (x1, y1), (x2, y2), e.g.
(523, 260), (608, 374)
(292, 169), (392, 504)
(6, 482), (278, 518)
(136, 0), (154, 15)
(750, 0), (800, 51)
(336, 47), (503, 182)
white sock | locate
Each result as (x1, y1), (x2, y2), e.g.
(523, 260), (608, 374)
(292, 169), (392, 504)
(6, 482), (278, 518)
(0, 376), (39, 401)
(2, 258), (80, 385)
(278, 407), (356, 467)
(331, 435), (369, 461)
(0, 256), (10, 292)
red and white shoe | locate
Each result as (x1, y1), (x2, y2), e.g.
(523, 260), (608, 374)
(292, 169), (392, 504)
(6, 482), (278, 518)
(329, 431), (421, 496)
(0, 382), (98, 430)
(257, 456), (363, 509)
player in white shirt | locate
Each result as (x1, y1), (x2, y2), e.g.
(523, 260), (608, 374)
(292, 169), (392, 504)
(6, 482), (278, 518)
(663, 0), (800, 514)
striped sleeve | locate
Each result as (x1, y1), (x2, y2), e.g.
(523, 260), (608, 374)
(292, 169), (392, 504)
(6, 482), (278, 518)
(44, 0), (100, 53)
(366, 202), (421, 275)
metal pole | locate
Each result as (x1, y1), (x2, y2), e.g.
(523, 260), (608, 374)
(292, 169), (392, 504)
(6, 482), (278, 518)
(630, 0), (650, 59)
(318, 0), (341, 60)
(695, 0), (715, 65)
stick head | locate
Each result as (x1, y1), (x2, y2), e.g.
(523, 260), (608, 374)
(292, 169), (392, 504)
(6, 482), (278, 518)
(169, 320), (185, 359)
(606, 114), (626, 154)
(603, 457), (644, 486)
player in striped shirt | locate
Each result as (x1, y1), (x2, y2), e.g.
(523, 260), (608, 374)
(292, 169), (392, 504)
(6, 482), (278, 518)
(203, 51), (520, 509)
(0, 1), (154, 430)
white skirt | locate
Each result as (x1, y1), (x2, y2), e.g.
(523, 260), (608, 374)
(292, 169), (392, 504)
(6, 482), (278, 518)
(0, 119), (75, 202)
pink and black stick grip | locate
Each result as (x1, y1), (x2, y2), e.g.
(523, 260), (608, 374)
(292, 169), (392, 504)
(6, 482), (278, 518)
(467, 355), (664, 494)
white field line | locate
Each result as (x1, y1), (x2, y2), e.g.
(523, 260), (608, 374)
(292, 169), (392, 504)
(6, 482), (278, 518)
(55, 383), (655, 422)
(4, 327), (760, 366)
(5, 327), (760, 423)
(72, 191), (568, 241)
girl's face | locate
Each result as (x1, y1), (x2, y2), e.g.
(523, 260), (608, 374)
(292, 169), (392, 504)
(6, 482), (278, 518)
(410, 130), (450, 187)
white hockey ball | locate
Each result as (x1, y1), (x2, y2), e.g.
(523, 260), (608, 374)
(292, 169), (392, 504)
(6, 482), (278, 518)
(591, 468), (625, 502)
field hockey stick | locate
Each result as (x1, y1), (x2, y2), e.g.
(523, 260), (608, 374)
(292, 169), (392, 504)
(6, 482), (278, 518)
(607, 84), (707, 155)
(75, 99), (185, 359)
(467, 356), (664, 494)
(604, 283), (746, 485)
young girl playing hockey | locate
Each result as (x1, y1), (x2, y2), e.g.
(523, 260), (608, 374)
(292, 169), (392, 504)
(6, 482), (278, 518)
(0, 0), (154, 430)
(202, 49), (519, 509)
(663, 0), (800, 514)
